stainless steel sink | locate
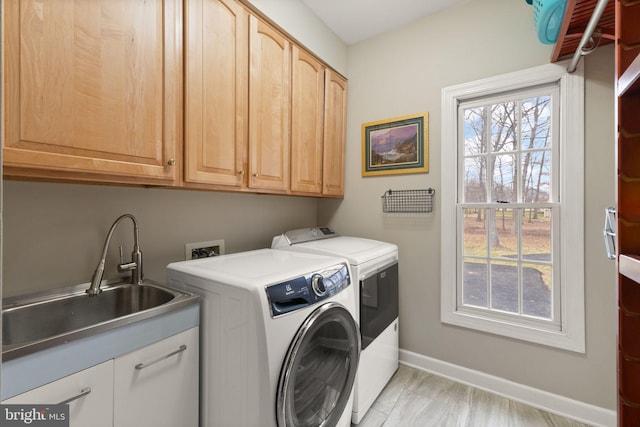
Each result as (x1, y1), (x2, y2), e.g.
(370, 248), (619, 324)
(2, 281), (199, 361)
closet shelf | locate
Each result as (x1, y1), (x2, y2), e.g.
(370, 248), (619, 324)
(618, 216), (640, 227)
(620, 254), (640, 284)
(620, 128), (640, 139)
(551, 0), (615, 63)
(619, 53), (640, 96)
(619, 173), (640, 183)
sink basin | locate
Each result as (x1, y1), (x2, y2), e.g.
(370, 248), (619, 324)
(2, 281), (199, 361)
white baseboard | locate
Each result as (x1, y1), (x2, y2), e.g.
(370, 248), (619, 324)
(399, 349), (616, 427)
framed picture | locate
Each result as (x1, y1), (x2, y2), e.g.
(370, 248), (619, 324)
(362, 112), (429, 176)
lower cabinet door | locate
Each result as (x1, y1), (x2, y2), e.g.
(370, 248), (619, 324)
(113, 327), (199, 427)
(2, 360), (114, 427)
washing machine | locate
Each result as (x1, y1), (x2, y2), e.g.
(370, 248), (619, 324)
(166, 248), (360, 427)
(272, 228), (399, 424)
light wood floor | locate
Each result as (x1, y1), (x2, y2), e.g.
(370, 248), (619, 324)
(356, 364), (591, 427)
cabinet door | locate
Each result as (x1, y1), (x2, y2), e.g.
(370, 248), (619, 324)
(290, 46), (325, 194)
(323, 70), (348, 197)
(249, 16), (291, 192)
(3, 360), (114, 427)
(2, 0), (181, 185)
(113, 327), (199, 427)
(184, 0), (248, 187)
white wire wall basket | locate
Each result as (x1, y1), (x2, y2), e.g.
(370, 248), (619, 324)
(381, 188), (435, 213)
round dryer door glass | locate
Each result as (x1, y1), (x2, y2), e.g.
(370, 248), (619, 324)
(277, 302), (360, 427)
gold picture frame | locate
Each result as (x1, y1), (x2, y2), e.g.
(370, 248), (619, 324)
(362, 112), (429, 176)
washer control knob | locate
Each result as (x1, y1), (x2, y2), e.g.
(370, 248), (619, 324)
(311, 274), (326, 297)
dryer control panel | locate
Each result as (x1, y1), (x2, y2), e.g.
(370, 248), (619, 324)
(280, 227), (338, 245)
(265, 263), (350, 317)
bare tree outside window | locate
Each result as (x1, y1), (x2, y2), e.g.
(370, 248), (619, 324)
(461, 95), (553, 319)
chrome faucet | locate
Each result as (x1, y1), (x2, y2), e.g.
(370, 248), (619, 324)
(87, 214), (143, 296)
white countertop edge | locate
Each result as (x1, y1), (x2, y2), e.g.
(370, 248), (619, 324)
(2, 304), (200, 400)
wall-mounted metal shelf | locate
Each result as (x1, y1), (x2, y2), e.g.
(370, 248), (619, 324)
(381, 188), (435, 213)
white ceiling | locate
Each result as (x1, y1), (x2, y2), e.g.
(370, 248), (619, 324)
(301, 0), (468, 45)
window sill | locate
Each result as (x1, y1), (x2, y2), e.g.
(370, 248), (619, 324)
(442, 309), (585, 354)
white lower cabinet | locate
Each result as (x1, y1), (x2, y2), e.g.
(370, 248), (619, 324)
(3, 327), (199, 427)
(3, 360), (114, 427)
(114, 327), (199, 427)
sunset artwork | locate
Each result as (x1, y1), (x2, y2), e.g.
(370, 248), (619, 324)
(362, 113), (429, 176)
(369, 124), (419, 166)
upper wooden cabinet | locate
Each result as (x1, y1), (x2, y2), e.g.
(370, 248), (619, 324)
(291, 46), (325, 194)
(184, 0), (249, 188)
(248, 16), (291, 192)
(3, 0), (347, 197)
(323, 70), (348, 197)
(2, 0), (181, 185)
(184, 0), (347, 197)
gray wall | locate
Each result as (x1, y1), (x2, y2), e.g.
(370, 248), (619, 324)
(318, 0), (617, 411)
(3, 182), (318, 296)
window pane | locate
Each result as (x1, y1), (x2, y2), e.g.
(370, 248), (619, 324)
(491, 102), (517, 153)
(454, 82), (566, 335)
(522, 263), (552, 319)
(490, 261), (519, 313)
(463, 208), (487, 257)
(464, 157), (487, 203)
(522, 210), (551, 262)
(463, 107), (486, 156)
(491, 154), (516, 202)
(488, 208), (517, 259)
(521, 96), (551, 151)
(522, 150), (551, 203)
(463, 258), (488, 308)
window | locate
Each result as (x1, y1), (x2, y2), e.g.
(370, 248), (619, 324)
(441, 63), (585, 352)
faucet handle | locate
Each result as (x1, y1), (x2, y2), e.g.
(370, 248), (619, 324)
(117, 245), (137, 272)
(118, 262), (138, 272)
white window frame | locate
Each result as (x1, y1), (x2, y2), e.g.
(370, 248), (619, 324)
(440, 62), (585, 353)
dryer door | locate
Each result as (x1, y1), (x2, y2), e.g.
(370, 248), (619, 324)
(277, 302), (360, 427)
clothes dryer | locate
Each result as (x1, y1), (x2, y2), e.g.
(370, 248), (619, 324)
(166, 249), (359, 427)
(272, 228), (399, 424)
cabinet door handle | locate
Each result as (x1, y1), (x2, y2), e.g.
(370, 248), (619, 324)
(134, 344), (187, 371)
(57, 388), (92, 405)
